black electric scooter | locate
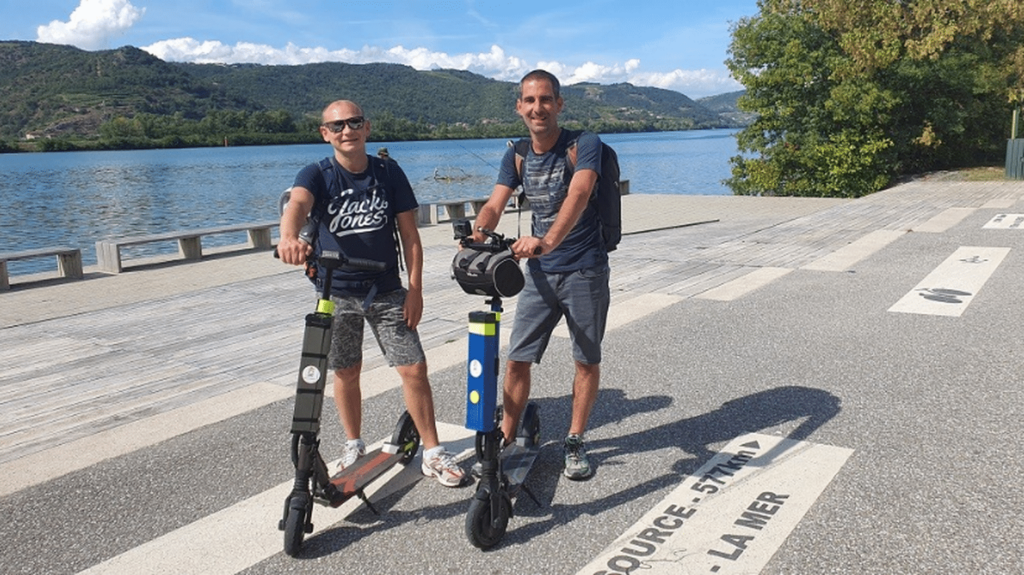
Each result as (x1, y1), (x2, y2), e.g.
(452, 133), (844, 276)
(277, 248), (420, 557)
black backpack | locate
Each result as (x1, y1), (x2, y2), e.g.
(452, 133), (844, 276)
(513, 130), (622, 252)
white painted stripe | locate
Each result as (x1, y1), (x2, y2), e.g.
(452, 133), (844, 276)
(983, 213), (1024, 229)
(0, 382), (293, 497)
(696, 267), (792, 301)
(913, 207), (976, 233)
(801, 229), (905, 272)
(553, 292), (682, 339)
(889, 246), (1009, 317)
(577, 433), (853, 575)
(77, 422), (475, 575)
(982, 199), (1017, 209)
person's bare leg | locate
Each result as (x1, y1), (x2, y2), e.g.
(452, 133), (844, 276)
(501, 359), (533, 442)
(333, 363), (363, 439)
(395, 361), (440, 449)
(569, 361), (600, 435)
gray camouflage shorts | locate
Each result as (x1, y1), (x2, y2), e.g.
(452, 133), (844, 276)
(328, 288), (426, 370)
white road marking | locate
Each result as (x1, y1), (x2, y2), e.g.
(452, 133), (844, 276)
(553, 292), (682, 339)
(981, 199), (1017, 209)
(912, 207), (976, 233)
(889, 246), (1009, 317)
(983, 213), (1024, 229)
(696, 267), (792, 301)
(0, 383), (293, 497)
(77, 422), (475, 575)
(801, 230), (905, 272)
(577, 433), (852, 575)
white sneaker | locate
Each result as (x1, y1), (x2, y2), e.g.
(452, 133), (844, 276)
(421, 448), (467, 487)
(340, 438), (365, 470)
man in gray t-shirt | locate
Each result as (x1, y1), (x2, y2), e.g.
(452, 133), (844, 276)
(471, 70), (611, 481)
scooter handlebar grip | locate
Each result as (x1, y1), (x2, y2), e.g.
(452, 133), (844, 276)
(344, 257), (388, 272)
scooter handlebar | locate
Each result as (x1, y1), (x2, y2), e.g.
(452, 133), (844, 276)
(273, 247), (387, 273)
(460, 240), (541, 256)
(319, 250), (388, 272)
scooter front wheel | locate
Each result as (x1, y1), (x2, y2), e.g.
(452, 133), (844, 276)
(465, 490), (511, 549)
(283, 493), (310, 557)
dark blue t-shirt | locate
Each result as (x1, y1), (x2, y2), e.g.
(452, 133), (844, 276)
(293, 155), (418, 296)
(496, 129), (607, 273)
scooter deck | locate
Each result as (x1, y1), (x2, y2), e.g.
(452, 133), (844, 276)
(502, 443), (540, 492)
(325, 447), (407, 507)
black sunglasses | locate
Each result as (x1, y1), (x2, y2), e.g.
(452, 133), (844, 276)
(321, 117), (366, 133)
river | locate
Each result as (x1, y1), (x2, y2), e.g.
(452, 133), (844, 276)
(0, 129), (740, 276)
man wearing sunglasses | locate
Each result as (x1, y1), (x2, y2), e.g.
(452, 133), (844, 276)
(278, 100), (466, 487)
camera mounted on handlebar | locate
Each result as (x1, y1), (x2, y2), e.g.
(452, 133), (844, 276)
(450, 219), (525, 298)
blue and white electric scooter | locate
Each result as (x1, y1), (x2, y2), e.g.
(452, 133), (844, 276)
(451, 220), (542, 549)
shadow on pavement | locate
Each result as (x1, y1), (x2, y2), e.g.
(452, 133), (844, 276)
(295, 386), (840, 555)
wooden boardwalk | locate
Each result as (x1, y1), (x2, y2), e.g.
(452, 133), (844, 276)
(2, 180), (1022, 470)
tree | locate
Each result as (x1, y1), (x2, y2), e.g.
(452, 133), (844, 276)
(726, 0), (1024, 197)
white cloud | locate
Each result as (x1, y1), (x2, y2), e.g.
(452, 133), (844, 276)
(36, 0), (145, 51)
(142, 38), (740, 98)
(144, 39), (526, 75)
(630, 68), (743, 98)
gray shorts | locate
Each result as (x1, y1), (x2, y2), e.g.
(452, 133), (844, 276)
(328, 288), (426, 370)
(507, 264), (610, 365)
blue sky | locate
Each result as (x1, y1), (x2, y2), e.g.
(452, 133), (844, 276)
(0, 0), (759, 98)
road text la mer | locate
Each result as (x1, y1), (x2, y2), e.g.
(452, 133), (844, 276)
(708, 491), (790, 561)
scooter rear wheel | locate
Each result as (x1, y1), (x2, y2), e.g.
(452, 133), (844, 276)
(465, 490), (511, 549)
(390, 410), (421, 464)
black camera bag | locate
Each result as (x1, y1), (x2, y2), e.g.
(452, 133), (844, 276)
(451, 247), (525, 298)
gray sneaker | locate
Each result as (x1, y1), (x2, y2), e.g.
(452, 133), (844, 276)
(563, 434), (593, 480)
(421, 448), (468, 487)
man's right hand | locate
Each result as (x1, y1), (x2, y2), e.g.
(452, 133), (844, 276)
(276, 236), (313, 265)
(468, 229), (488, 245)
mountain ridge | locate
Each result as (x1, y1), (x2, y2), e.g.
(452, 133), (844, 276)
(0, 41), (747, 141)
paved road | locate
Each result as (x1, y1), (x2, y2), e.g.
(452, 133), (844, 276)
(1, 181), (1022, 574)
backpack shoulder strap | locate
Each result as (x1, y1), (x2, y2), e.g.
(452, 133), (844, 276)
(317, 157), (333, 183)
(512, 138), (530, 180)
(564, 129), (585, 170)
(372, 155), (406, 273)
(309, 157), (336, 217)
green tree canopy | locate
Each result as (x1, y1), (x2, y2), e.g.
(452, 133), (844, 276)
(726, 0), (1024, 197)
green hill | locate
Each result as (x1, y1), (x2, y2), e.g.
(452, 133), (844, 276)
(0, 41), (254, 140)
(697, 90), (756, 126)
(0, 40), (744, 143)
(178, 61), (518, 126)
